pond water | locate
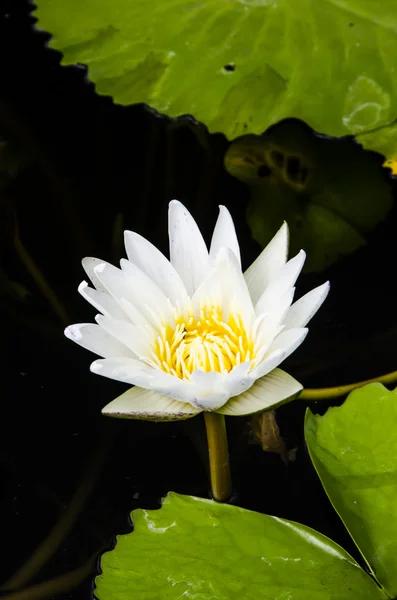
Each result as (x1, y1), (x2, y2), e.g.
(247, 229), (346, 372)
(1, 1), (397, 598)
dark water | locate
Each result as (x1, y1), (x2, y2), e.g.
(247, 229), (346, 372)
(1, 1), (397, 598)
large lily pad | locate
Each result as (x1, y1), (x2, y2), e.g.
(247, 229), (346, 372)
(34, 0), (397, 146)
(305, 383), (397, 598)
(95, 492), (386, 599)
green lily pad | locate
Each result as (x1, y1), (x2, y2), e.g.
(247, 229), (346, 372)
(356, 119), (397, 161)
(95, 492), (386, 599)
(34, 0), (397, 145)
(305, 383), (397, 598)
(225, 119), (392, 272)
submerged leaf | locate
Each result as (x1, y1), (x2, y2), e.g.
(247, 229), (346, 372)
(225, 119), (392, 272)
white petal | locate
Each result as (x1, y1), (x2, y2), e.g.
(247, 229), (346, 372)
(150, 364), (252, 412)
(147, 370), (229, 411)
(91, 261), (133, 310)
(82, 257), (108, 292)
(119, 298), (156, 337)
(102, 386), (201, 421)
(255, 250), (306, 317)
(221, 249), (255, 324)
(192, 248), (255, 326)
(252, 329), (308, 380)
(64, 324), (133, 358)
(266, 328), (308, 361)
(187, 370), (230, 411)
(78, 281), (126, 319)
(284, 282), (330, 329)
(209, 205), (241, 267)
(147, 371), (202, 406)
(190, 257), (222, 310)
(124, 231), (190, 307)
(92, 358), (205, 409)
(217, 368), (303, 416)
(95, 314), (152, 358)
(255, 287), (295, 353)
(93, 261), (167, 330)
(249, 349), (286, 380)
(90, 357), (155, 386)
(244, 222), (289, 304)
(168, 200), (210, 296)
(222, 362), (255, 398)
(120, 259), (175, 324)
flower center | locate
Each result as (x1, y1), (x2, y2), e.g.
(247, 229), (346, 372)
(152, 306), (255, 379)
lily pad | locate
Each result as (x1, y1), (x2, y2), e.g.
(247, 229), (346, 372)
(95, 492), (386, 599)
(356, 119), (397, 160)
(225, 119), (392, 272)
(34, 0), (397, 145)
(305, 383), (397, 598)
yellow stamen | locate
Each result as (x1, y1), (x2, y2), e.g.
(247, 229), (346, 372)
(153, 306), (256, 379)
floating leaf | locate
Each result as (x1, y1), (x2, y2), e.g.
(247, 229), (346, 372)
(225, 119), (392, 272)
(305, 383), (397, 598)
(34, 0), (397, 145)
(95, 492), (386, 599)
(357, 120), (397, 162)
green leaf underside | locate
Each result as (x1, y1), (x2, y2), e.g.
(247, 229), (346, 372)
(95, 492), (386, 600)
(305, 383), (397, 598)
(34, 0), (397, 147)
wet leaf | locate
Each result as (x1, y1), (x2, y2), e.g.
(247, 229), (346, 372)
(305, 383), (397, 598)
(34, 0), (397, 145)
(95, 492), (386, 599)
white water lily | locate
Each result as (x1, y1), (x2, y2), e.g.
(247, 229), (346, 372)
(65, 201), (329, 420)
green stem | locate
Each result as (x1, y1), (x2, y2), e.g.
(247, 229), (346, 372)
(300, 368), (397, 401)
(204, 412), (232, 503)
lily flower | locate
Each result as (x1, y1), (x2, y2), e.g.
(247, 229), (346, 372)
(65, 201), (329, 420)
